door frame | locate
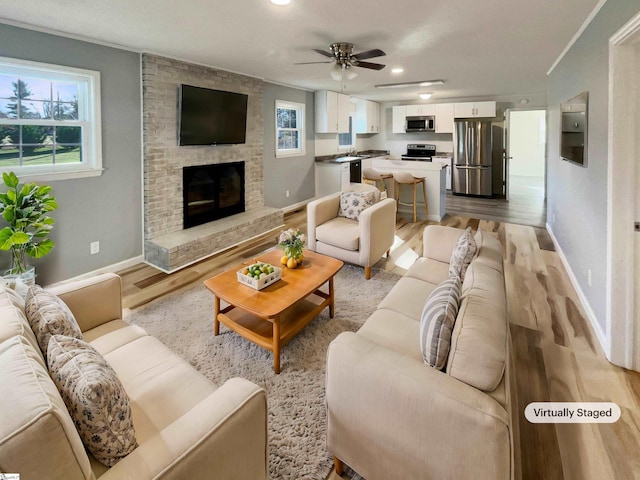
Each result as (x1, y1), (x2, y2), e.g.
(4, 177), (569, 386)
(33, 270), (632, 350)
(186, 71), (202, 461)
(504, 108), (548, 201)
(607, 10), (640, 370)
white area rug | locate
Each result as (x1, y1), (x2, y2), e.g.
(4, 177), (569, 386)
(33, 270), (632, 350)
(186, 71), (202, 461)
(124, 264), (399, 480)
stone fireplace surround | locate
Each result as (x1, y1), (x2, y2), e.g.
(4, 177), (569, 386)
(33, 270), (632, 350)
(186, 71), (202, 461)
(142, 54), (283, 272)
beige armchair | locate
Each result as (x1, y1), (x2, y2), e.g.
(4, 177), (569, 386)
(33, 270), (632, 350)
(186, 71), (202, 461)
(307, 186), (396, 279)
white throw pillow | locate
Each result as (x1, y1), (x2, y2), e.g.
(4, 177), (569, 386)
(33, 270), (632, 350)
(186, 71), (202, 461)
(448, 227), (477, 280)
(419, 277), (462, 370)
(338, 190), (377, 221)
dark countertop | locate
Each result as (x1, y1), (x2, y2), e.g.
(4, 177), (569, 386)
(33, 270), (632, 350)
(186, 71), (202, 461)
(315, 150), (390, 163)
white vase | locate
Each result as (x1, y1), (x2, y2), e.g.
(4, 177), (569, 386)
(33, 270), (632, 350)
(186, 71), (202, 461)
(3, 265), (36, 297)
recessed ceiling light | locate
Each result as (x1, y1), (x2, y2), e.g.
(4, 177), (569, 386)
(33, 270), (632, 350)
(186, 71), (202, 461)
(270, 0), (291, 5)
(375, 79), (444, 89)
(419, 93), (432, 100)
(391, 68), (404, 74)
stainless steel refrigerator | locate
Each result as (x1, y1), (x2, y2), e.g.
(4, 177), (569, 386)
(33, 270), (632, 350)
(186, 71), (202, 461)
(452, 120), (493, 196)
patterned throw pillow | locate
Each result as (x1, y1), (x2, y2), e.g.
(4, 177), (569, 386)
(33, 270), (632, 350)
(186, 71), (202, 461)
(47, 334), (138, 467)
(25, 285), (83, 356)
(419, 277), (462, 370)
(448, 227), (477, 280)
(338, 190), (377, 221)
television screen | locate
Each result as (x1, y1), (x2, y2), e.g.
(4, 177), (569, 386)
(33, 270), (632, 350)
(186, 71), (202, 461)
(178, 85), (248, 146)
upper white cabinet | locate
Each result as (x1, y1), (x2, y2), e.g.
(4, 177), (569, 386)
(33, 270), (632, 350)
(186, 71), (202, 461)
(315, 90), (352, 133)
(453, 101), (496, 118)
(405, 104), (436, 116)
(435, 103), (454, 133)
(392, 106), (406, 133)
(355, 99), (380, 134)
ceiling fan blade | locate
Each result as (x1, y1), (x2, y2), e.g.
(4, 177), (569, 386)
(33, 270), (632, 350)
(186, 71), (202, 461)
(294, 61), (334, 65)
(354, 61), (386, 71)
(352, 49), (386, 61)
(312, 48), (335, 58)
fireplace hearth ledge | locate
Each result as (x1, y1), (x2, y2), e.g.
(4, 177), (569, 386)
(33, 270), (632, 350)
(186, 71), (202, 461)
(144, 206), (284, 273)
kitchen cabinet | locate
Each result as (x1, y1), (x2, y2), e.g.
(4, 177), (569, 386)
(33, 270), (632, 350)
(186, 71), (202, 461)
(435, 103), (454, 133)
(315, 90), (352, 133)
(355, 99), (380, 134)
(392, 106), (406, 133)
(315, 162), (351, 197)
(405, 104), (436, 117)
(453, 101), (496, 118)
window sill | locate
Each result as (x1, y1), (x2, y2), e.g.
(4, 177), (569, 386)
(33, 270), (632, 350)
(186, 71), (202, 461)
(276, 151), (306, 159)
(0, 168), (104, 183)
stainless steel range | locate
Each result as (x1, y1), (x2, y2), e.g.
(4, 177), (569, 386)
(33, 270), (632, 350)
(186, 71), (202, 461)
(401, 144), (436, 161)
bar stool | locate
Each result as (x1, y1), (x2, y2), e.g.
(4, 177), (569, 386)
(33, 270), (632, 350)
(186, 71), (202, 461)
(363, 167), (393, 194)
(393, 171), (428, 223)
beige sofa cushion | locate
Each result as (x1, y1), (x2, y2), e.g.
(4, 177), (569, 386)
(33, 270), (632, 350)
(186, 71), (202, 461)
(423, 225), (467, 263)
(0, 336), (92, 480)
(473, 230), (504, 273)
(377, 276), (436, 322)
(47, 334), (138, 467)
(404, 257), (450, 287)
(25, 285), (83, 356)
(315, 217), (360, 251)
(0, 286), (40, 353)
(447, 262), (507, 391)
(357, 308), (422, 362)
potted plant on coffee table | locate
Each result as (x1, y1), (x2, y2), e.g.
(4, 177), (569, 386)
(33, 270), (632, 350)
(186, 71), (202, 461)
(0, 171), (58, 290)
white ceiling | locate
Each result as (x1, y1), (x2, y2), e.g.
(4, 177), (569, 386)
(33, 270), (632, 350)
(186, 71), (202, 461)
(0, 0), (600, 103)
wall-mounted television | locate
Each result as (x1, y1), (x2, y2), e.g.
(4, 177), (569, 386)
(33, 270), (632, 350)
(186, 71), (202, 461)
(560, 91), (588, 167)
(178, 84), (248, 146)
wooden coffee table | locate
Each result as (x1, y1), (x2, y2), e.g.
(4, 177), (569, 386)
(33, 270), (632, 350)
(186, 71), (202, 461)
(204, 249), (343, 374)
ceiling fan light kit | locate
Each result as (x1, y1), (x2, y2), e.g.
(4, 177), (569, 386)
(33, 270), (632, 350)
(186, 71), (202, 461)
(297, 42), (386, 80)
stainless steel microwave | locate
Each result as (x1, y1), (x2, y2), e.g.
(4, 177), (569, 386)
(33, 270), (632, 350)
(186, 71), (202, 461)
(405, 115), (435, 132)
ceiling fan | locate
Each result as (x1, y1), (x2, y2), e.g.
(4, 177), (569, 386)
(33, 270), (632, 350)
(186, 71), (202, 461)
(295, 42), (386, 80)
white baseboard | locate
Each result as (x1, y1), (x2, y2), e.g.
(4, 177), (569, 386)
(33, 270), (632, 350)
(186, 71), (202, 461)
(45, 255), (145, 288)
(545, 223), (609, 357)
(282, 198), (314, 214)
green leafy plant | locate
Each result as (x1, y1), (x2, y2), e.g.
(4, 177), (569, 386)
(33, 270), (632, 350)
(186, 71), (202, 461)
(0, 171), (58, 274)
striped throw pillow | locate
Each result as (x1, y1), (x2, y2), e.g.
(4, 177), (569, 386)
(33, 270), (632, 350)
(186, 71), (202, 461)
(448, 227), (477, 281)
(419, 277), (462, 370)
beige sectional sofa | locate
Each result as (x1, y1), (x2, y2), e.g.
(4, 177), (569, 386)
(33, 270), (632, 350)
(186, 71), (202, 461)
(326, 225), (519, 480)
(0, 273), (268, 480)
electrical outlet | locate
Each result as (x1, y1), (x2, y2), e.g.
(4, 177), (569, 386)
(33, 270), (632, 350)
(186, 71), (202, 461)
(285, 190), (290, 198)
(588, 269), (592, 287)
(90, 241), (100, 255)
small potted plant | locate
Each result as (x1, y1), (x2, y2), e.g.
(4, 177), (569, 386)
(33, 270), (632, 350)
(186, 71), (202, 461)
(0, 171), (58, 288)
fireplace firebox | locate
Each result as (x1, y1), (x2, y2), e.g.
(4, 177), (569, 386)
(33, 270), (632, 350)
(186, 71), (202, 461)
(183, 162), (245, 229)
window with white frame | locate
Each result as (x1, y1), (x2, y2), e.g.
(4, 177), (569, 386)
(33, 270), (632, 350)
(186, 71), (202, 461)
(338, 113), (355, 150)
(0, 56), (102, 181)
(276, 100), (305, 158)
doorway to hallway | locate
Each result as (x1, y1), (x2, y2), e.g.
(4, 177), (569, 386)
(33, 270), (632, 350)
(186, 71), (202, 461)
(507, 109), (546, 199)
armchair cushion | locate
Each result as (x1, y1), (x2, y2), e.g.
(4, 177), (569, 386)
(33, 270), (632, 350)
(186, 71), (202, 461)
(315, 217), (360, 251)
(338, 190), (377, 221)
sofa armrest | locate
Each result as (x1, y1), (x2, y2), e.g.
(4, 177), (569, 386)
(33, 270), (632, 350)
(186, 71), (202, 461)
(46, 273), (123, 333)
(99, 377), (268, 480)
(358, 197), (396, 266)
(326, 332), (512, 480)
(423, 225), (465, 263)
(307, 194), (340, 250)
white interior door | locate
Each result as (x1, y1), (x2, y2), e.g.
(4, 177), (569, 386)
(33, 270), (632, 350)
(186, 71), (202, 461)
(506, 109), (546, 199)
(608, 11), (640, 371)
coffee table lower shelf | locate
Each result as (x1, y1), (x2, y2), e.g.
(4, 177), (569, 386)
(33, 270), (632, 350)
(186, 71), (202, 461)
(215, 290), (330, 374)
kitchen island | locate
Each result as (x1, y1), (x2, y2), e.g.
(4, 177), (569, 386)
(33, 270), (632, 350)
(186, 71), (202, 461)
(371, 157), (447, 221)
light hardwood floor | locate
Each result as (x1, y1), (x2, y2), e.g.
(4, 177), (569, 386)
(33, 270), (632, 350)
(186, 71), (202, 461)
(118, 209), (640, 480)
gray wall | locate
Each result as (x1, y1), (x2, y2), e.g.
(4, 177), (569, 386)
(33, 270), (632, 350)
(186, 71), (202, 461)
(547, 0), (640, 330)
(0, 23), (142, 285)
(263, 83), (315, 208)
